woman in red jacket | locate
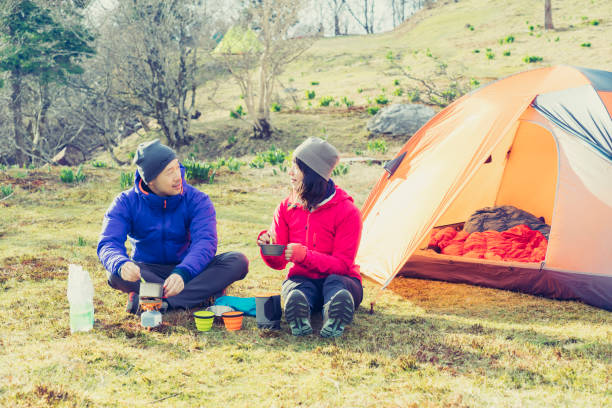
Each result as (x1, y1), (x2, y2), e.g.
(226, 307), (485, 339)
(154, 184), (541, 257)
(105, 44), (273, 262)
(257, 138), (363, 337)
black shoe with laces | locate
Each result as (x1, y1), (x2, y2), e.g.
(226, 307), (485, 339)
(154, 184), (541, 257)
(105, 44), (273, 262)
(320, 289), (354, 338)
(284, 289), (312, 336)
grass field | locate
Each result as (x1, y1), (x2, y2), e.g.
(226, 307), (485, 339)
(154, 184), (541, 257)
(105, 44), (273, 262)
(0, 163), (610, 407)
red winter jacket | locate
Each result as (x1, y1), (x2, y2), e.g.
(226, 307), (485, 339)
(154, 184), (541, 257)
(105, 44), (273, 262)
(259, 186), (363, 282)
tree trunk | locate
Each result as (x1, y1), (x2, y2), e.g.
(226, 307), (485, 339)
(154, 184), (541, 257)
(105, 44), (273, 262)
(334, 13), (340, 35)
(137, 113), (150, 132)
(9, 72), (27, 166)
(31, 81), (51, 164)
(544, 0), (554, 30)
(253, 118), (271, 139)
(102, 134), (127, 166)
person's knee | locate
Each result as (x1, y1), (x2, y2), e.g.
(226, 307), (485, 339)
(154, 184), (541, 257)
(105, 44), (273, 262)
(324, 274), (344, 285)
(227, 251), (249, 280)
(107, 272), (129, 292)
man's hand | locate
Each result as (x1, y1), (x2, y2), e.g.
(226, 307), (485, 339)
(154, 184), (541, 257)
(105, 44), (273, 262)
(257, 231), (274, 245)
(121, 262), (141, 282)
(163, 273), (185, 297)
(285, 243), (307, 263)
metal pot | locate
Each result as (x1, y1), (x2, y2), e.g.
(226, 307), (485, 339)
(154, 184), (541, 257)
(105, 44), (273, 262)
(140, 282), (163, 298)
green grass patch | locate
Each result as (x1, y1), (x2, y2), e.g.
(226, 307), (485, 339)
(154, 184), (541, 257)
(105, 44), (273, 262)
(523, 55), (543, 63)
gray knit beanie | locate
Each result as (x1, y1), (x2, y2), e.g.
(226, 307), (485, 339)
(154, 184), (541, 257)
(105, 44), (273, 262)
(133, 139), (177, 184)
(293, 137), (339, 181)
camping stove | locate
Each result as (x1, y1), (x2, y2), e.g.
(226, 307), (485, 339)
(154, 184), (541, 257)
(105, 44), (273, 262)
(139, 282), (163, 329)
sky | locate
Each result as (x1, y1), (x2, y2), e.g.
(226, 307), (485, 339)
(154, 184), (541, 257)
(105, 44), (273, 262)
(86, 0), (423, 36)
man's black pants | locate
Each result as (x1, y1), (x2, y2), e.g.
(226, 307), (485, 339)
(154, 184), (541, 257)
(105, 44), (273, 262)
(107, 252), (248, 309)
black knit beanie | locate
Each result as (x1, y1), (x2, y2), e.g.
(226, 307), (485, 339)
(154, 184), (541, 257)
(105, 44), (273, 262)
(133, 139), (177, 184)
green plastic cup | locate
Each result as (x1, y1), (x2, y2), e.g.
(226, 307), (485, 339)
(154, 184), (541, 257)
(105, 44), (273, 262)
(193, 310), (215, 332)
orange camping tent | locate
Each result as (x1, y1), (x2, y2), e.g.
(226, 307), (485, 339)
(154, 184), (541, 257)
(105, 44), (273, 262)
(357, 66), (612, 310)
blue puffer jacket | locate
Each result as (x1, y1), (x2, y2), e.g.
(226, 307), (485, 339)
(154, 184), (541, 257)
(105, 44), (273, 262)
(97, 164), (217, 283)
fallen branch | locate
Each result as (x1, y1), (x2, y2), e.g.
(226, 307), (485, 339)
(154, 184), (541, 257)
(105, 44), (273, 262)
(0, 192), (14, 202)
(150, 393), (179, 404)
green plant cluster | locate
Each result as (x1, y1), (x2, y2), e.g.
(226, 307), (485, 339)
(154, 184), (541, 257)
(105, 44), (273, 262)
(119, 171), (133, 190)
(60, 165), (86, 184)
(523, 55), (543, 63)
(305, 90), (316, 100)
(230, 105), (246, 119)
(271, 102), (281, 112)
(91, 161), (107, 168)
(367, 139), (388, 155)
(332, 163), (349, 176)
(375, 94), (389, 105)
(1, 184), (13, 198)
(249, 155), (265, 169)
(215, 157), (245, 173)
(340, 96), (354, 108)
(319, 96), (334, 107)
(406, 89), (420, 102)
(367, 106), (379, 115)
(249, 146), (289, 174)
(183, 160), (216, 184)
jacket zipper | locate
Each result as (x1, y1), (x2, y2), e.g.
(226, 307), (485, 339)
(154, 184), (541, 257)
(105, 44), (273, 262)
(305, 212), (311, 247)
(162, 199), (167, 263)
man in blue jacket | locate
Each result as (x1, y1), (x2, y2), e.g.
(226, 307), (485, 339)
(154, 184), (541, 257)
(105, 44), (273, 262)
(97, 139), (248, 313)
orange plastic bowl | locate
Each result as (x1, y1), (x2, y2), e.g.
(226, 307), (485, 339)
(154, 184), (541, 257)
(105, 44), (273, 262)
(221, 311), (244, 331)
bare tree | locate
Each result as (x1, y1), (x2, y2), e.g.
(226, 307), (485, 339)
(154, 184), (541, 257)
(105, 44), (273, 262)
(216, 0), (316, 139)
(391, 0), (409, 28)
(68, 34), (139, 165)
(386, 50), (471, 107)
(327, 0), (346, 35)
(344, 0), (375, 34)
(110, 0), (212, 149)
(544, 0), (554, 30)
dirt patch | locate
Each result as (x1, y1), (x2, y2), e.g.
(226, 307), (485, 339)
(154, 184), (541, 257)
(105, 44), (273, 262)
(34, 384), (71, 405)
(0, 171), (54, 192)
(0, 256), (66, 283)
(185, 125), (305, 160)
(98, 310), (195, 339)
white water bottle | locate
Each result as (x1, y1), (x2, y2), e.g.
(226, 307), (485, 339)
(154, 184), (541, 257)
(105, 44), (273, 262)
(67, 264), (94, 333)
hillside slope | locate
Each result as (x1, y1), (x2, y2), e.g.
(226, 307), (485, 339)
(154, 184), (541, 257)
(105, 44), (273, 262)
(105, 0), (611, 162)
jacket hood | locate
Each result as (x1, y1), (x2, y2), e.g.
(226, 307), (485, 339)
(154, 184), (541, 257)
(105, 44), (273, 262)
(134, 163), (187, 210)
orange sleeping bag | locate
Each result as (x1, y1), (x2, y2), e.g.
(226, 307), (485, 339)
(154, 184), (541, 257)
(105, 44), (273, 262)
(428, 224), (547, 263)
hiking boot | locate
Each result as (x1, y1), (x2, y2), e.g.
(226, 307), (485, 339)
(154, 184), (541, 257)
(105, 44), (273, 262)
(126, 292), (140, 315)
(320, 289), (354, 338)
(284, 289), (312, 336)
